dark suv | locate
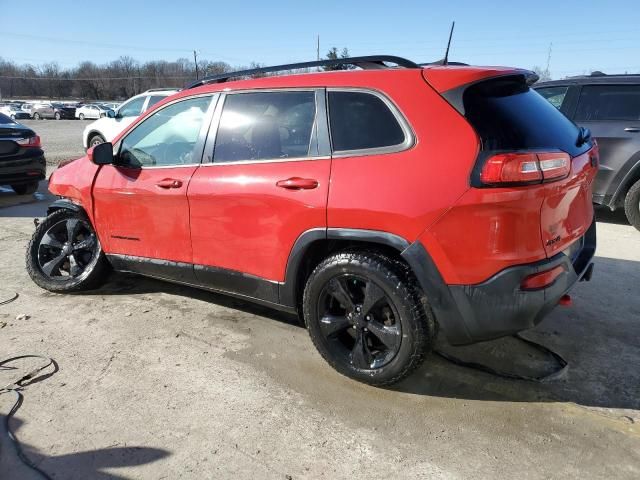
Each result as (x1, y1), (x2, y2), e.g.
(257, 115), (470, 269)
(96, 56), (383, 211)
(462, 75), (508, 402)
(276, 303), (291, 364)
(535, 74), (640, 230)
(26, 56), (597, 386)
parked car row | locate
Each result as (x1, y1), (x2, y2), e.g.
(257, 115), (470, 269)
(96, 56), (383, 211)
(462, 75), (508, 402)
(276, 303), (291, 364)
(0, 100), (122, 120)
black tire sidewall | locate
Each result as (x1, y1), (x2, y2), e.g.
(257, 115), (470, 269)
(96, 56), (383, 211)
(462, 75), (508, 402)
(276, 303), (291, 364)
(26, 210), (107, 292)
(624, 179), (640, 232)
(304, 252), (431, 385)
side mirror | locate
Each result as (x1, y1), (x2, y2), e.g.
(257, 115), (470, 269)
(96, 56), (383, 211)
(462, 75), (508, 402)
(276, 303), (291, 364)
(88, 142), (114, 165)
(107, 110), (116, 118)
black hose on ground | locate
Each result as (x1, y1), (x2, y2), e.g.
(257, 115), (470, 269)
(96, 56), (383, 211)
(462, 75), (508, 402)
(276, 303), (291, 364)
(0, 355), (57, 480)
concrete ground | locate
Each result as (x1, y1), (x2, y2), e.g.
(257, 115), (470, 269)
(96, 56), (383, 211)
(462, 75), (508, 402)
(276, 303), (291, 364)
(0, 123), (639, 478)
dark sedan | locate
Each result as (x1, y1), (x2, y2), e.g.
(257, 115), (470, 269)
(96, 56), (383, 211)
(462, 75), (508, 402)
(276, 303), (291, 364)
(0, 113), (45, 194)
(31, 102), (76, 120)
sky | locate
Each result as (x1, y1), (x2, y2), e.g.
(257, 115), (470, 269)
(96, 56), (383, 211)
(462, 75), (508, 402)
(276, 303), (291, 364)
(1, 0), (639, 79)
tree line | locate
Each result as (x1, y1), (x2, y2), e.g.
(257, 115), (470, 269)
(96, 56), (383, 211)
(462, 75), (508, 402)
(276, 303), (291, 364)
(0, 48), (353, 101)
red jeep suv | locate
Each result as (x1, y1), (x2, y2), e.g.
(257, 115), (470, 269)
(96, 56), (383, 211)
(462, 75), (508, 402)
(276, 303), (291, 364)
(26, 56), (598, 386)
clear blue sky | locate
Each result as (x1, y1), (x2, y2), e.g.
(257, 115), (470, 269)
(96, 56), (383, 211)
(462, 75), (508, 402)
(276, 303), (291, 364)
(1, 0), (639, 78)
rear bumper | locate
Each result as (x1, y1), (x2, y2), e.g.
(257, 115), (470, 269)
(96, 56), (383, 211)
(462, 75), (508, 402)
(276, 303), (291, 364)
(0, 152), (46, 185)
(403, 220), (596, 345)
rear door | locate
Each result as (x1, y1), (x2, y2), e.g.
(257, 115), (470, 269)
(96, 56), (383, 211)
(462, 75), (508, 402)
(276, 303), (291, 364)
(571, 84), (640, 201)
(92, 94), (216, 273)
(188, 89), (330, 287)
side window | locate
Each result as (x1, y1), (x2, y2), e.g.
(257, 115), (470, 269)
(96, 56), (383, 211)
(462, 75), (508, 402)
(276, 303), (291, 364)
(328, 91), (406, 152)
(536, 86), (568, 109)
(118, 96), (146, 117)
(146, 95), (166, 111)
(213, 91), (316, 163)
(575, 85), (640, 121)
(119, 96), (211, 168)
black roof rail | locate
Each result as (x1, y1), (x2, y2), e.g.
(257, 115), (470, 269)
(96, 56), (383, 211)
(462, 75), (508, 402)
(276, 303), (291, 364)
(187, 55), (420, 89)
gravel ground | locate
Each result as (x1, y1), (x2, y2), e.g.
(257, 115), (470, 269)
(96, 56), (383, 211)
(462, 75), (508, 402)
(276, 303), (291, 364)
(19, 119), (87, 165)
(0, 123), (639, 478)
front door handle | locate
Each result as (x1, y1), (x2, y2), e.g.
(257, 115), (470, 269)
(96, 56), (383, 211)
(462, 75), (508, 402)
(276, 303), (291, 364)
(156, 178), (183, 189)
(276, 177), (319, 190)
(624, 127), (640, 133)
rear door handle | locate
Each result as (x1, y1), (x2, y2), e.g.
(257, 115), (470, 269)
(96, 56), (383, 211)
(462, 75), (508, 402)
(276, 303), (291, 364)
(624, 127), (640, 132)
(156, 178), (183, 189)
(276, 177), (319, 190)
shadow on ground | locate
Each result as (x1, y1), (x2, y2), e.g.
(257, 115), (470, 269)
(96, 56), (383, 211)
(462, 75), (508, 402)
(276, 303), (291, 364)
(1, 417), (169, 480)
(80, 254), (640, 413)
(594, 205), (631, 226)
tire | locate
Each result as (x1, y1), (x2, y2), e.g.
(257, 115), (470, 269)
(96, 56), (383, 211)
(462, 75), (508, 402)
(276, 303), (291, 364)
(624, 178), (640, 232)
(303, 250), (435, 386)
(33, 113), (41, 120)
(55, 112), (61, 120)
(26, 209), (109, 292)
(11, 182), (39, 195)
(10, 114), (15, 120)
(89, 134), (105, 148)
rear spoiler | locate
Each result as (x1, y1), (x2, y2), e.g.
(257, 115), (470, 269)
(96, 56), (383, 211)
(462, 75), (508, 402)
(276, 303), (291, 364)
(433, 71), (539, 116)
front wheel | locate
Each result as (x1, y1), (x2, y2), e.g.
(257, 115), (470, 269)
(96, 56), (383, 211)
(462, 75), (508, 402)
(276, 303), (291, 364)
(79, 113), (85, 120)
(303, 251), (435, 386)
(26, 209), (109, 292)
(624, 178), (640, 232)
(55, 112), (61, 120)
(33, 113), (41, 120)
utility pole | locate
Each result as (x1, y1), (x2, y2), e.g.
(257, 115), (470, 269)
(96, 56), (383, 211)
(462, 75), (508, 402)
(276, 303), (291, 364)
(316, 35), (320, 61)
(193, 50), (199, 80)
(545, 42), (553, 75)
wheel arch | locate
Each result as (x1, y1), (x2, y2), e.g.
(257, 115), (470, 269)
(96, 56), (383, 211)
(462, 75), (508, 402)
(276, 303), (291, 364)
(47, 198), (87, 217)
(280, 228), (411, 310)
(280, 227), (473, 344)
(609, 152), (640, 209)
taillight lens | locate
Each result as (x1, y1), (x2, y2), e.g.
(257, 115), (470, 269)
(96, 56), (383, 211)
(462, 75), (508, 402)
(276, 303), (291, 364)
(480, 151), (571, 186)
(16, 135), (41, 148)
(521, 265), (566, 290)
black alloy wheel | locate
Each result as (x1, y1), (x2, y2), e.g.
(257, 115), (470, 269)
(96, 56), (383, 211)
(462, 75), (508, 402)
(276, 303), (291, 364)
(37, 218), (98, 280)
(318, 274), (402, 370)
(304, 251), (435, 386)
(26, 209), (109, 292)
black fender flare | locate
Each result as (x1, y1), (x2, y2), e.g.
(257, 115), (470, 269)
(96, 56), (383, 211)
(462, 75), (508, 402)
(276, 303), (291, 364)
(46, 199), (87, 217)
(610, 153), (640, 208)
(279, 227), (470, 343)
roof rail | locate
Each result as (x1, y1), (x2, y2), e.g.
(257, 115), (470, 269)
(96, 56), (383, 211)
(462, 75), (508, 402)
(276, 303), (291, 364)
(187, 55), (420, 89)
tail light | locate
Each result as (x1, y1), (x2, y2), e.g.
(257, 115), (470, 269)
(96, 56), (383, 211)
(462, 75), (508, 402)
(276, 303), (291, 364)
(521, 265), (566, 290)
(480, 151), (571, 186)
(16, 135), (41, 148)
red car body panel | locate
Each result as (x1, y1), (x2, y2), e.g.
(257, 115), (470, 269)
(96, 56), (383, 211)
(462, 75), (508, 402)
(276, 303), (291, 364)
(188, 159), (330, 281)
(91, 164), (198, 263)
(48, 156), (99, 223)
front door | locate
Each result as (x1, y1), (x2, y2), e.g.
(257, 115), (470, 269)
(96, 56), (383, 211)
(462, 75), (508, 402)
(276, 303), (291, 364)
(188, 90), (330, 297)
(92, 94), (216, 279)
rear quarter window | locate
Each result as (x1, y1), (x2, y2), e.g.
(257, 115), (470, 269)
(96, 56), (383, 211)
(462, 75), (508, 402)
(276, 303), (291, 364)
(328, 91), (406, 152)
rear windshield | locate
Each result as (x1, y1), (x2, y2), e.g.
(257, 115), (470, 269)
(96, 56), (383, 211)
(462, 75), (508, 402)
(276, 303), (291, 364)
(463, 76), (589, 157)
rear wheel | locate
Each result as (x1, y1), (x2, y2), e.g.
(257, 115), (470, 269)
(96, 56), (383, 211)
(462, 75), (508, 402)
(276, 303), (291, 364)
(303, 251), (435, 386)
(11, 182), (39, 195)
(624, 178), (640, 232)
(89, 134), (105, 147)
(54, 112), (61, 120)
(33, 112), (41, 120)
(26, 209), (109, 292)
